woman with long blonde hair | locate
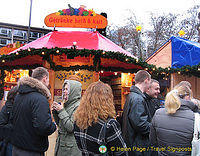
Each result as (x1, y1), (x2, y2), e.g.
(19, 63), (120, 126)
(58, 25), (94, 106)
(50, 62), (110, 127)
(150, 85), (199, 156)
(74, 81), (128, 156)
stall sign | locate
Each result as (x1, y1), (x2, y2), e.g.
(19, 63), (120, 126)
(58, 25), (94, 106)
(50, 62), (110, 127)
(53, 54), (92, 67)
(44, 4), (107, 28)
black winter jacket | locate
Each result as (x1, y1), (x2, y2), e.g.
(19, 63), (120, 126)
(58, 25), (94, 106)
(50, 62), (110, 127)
(0, 100), (13, 141)
(74, 118), (128, 156)
(150, 99), (198, 156)
(122, 86), (151, 156)
(144, 93), (161, 120)
(11, 77), (56, 153)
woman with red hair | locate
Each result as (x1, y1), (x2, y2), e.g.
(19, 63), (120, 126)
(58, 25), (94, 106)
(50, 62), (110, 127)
(74, 81), (128, 156)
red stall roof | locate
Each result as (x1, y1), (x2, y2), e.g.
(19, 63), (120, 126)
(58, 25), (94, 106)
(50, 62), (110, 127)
(10, 31), (135, 58)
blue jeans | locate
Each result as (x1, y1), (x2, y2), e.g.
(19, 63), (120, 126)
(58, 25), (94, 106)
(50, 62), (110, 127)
(0, 141), (12, 156)
(6, 142), (12, 156)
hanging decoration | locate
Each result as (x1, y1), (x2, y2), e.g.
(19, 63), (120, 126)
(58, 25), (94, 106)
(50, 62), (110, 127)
(0, 47), (200, 100)
(136, 25), (142, 32)
(178, 30), (185, 36)
(55, 71), (93, 82)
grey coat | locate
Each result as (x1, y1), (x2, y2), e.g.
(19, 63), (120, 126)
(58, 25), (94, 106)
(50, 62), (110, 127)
(150, 99), (198, 156)
(53, 80), (82, 156)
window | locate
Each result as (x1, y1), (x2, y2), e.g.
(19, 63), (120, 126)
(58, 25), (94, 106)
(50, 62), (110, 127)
(23, 32), (27, 39)
(0, 39), (8, 45)
(38, 33), (43, 38)
(0, 28), (11, 36)
(7, 40), (11, 44)
(30, 32), (38, 39)
(14, 30), (23, 37)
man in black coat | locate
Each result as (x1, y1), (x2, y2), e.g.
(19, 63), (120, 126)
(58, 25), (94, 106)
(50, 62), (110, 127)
(11, 67), (56, 156)
(144, 79), (161, 120)
(122, 70), (151, 156)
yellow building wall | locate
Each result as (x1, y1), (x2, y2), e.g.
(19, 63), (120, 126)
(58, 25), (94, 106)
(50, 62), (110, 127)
(146, 41), (172, 68)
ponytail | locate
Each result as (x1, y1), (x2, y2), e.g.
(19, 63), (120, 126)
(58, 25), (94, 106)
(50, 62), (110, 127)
(165, 89), (181, 114)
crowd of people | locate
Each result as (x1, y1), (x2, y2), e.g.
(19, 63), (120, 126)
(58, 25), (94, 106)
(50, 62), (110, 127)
(0, 67), (199, 156)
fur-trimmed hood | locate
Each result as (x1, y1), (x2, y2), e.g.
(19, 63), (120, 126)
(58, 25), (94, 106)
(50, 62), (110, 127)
(18, 76), (51, 100)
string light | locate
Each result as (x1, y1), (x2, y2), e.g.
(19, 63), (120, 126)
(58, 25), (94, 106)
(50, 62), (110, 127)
(114, 72), (118, 75)
(2, 60), (5, 63)
(126, 58), (129, 61)
(28, 48), (31, 52)
(178, 71), (181, 74)
(102, 51), (106, 55)
(16, 52), (19, 55)
(41, 52), (45, 55)
(100, 70), (104, 73)
(56, 50), (59, 53)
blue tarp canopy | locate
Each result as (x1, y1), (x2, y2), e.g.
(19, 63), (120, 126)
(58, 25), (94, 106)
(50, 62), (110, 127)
(171, 36), (200, 68)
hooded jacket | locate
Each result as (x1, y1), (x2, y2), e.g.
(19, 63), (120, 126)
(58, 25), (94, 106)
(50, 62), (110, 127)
(53, 80), (82, 156)
(11, 76), (56, 152)
(150, 99), (198, 156)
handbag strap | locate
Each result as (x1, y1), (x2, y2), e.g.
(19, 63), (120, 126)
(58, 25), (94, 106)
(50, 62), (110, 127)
(193, 113), (200, 140)
(100, 120), (107, 145)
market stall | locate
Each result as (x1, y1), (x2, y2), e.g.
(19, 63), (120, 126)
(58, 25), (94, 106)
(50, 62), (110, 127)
(146, 36), (200, 99)
(0, 42), (27, 101)
(0, 4), (158, 112)
(0, 30), (150, 112)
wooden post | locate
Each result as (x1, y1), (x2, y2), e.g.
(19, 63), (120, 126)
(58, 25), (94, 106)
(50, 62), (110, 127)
(93, 71), (99, 82)
(43, 60), (55, 105)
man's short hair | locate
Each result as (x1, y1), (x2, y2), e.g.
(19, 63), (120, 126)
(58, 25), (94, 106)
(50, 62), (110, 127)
(150, 79), (159, 87)
(31, 67), (49, 80)
(135, 70), (151, 84)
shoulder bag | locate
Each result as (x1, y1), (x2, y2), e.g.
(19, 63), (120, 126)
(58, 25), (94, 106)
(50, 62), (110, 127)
(191, 113), (200, 156)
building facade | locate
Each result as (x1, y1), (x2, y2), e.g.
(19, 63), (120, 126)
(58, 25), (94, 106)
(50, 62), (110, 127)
(0, 22), (51, 47)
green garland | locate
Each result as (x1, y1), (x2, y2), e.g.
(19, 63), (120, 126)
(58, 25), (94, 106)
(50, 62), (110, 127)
(0, 47), (200, 100)
(2, 48), (200, 74)
(0, 47), (200, 77)
(0, 47), (200, 76)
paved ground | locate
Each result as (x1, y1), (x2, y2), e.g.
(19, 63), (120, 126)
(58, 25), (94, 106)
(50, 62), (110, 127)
(45, 130), (57, 156)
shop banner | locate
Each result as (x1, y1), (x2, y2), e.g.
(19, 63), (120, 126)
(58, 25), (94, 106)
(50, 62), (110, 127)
(44, 4), (107, 28)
